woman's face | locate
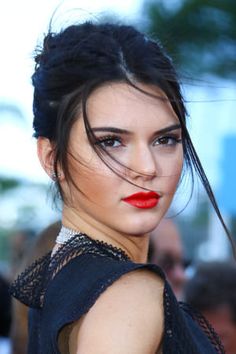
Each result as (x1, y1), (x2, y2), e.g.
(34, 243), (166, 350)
(62, 83), (183, 237)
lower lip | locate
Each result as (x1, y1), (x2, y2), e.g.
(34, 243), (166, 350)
(123, 198), (159, 209)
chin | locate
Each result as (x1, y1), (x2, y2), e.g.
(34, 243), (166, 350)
(123, 218), (161, 236)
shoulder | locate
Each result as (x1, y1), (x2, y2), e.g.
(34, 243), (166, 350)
(69, 268), (164, 354)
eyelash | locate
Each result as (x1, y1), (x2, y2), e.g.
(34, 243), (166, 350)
(94, 135), (123, 148)
(94, 134), (182, 149)
(153, 135), (182, 146)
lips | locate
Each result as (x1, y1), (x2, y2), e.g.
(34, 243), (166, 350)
(122, 191), (160, 209)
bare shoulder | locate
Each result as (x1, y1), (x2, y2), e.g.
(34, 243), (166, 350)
(69, 269), (164, 354)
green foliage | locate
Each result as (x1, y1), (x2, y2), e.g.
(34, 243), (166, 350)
(142, 0), (236, 78)
(0, 176), (20, 193)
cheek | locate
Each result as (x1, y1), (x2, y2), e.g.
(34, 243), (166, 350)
(170, 157), (183, 189)
(66, 155), (120, 205)
(81, 171), (112, 196)
(158, 150), (183, 193)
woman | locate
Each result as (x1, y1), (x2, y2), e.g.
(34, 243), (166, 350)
(10, 21), (226, 353)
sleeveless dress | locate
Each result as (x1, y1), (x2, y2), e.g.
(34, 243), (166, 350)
(10, 232), (224, 354)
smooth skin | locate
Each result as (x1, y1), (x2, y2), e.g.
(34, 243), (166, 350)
(37, 82), (183, 353)
(69, 270), (164, 354)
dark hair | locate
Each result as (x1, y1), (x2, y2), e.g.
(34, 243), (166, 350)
(184, 261), (236, 323)
(32, 21), (235, 255)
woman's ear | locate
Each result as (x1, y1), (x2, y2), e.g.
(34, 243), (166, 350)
(37, 137), (56, 179)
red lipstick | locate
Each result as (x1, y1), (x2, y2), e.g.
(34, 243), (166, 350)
(122, 191), (160, 209)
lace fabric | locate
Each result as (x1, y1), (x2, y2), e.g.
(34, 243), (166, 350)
(10, 232), (130, 308)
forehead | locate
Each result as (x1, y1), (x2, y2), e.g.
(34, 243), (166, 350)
(86, 82), (179, 128)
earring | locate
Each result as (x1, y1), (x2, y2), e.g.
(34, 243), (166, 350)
(51, 170), (61, 181)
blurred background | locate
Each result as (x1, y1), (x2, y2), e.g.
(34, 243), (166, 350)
(0, 0), (236, 279)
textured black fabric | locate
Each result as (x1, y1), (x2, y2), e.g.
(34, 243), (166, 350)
(10, 233), (225, 354)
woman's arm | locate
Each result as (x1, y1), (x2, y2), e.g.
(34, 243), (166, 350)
(69, 269), (164, 354)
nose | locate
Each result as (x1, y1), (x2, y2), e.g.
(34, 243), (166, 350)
(128, 143), (157, 181)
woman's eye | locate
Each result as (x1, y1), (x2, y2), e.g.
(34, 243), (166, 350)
(154, 136), (181, 146)
(95, 137), (122, 148)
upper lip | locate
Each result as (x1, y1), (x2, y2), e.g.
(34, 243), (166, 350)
(122, 191), (161, 201)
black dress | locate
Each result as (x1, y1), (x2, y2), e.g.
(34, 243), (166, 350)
(10, 233), (224, 354)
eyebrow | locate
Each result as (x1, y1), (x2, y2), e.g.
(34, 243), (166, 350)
(91, 123), (181, 136)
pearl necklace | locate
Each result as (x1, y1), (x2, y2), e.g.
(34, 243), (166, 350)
(56, 226), (81, 245)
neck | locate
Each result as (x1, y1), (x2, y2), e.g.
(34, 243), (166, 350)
(62, 206), (150, 263)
